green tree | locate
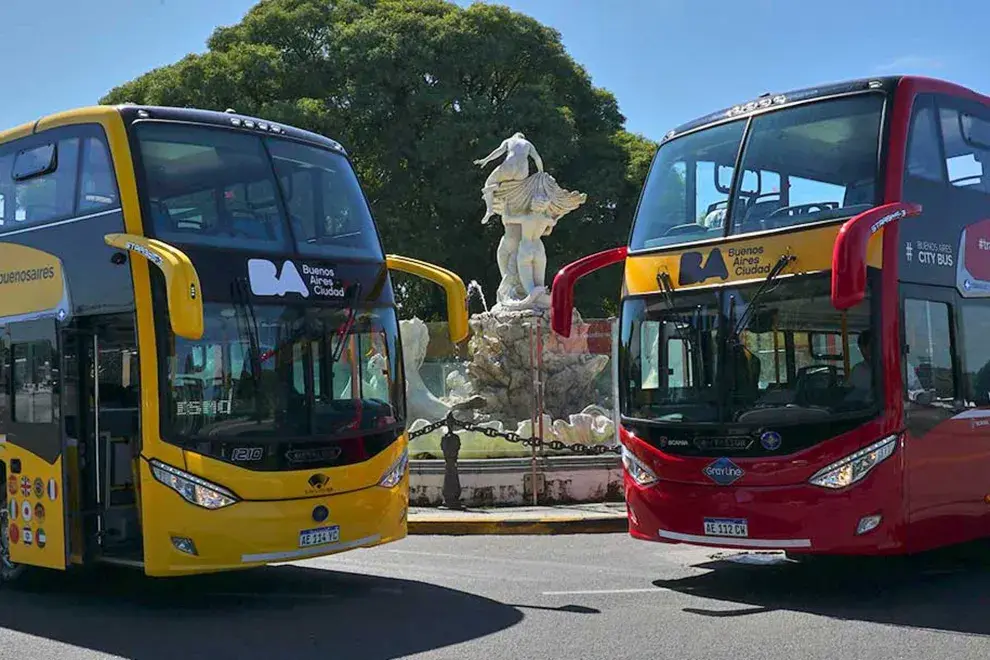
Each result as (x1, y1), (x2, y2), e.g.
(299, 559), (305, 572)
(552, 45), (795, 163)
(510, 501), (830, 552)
(102, 0), (657, 320)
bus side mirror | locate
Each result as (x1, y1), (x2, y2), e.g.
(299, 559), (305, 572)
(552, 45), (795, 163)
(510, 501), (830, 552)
(831, 202), (922, 310)
(385, 254), (469, 344)
(103, 233), (204, 340)
(550, 246), (628, 337)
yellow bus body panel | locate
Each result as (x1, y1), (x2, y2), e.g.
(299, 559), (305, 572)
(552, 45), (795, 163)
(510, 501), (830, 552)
(4, 445), (66, 570)
(0, 244), (71, 322)
(624, 223), (884, 296)
(139, 438), (408, 577)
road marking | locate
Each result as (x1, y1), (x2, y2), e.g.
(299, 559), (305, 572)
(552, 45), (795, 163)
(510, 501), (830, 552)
(210, 592), (337, 600)
(542, 588), (665, 596)
(379, 548), (654, 578)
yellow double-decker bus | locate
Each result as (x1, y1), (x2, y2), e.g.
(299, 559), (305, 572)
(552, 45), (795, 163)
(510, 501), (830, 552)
(0, 105), (467, 581)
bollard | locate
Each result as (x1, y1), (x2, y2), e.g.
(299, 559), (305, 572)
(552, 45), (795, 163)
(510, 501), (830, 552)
(440, 412), (463, 509)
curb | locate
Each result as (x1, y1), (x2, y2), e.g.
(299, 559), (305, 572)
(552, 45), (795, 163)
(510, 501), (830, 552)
(408, 515), (628, 536)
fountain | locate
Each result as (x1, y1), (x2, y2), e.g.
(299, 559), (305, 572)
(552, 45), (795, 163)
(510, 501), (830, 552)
(466, 279), (489, 313)
(401, 132), (615, 459)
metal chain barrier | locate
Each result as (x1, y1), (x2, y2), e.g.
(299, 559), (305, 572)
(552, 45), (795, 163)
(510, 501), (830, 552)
(407, 411), (620, 455)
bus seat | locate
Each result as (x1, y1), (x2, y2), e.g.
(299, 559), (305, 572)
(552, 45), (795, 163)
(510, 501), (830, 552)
(741, 197), (782, 229)
(843, 179), (875, 206)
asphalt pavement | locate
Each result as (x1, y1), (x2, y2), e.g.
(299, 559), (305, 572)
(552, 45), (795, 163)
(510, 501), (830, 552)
(2, 533), (990, 659)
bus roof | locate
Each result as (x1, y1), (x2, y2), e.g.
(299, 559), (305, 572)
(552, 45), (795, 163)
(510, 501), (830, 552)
(663, 75), (988, 141)
(0, 104), (349, 156)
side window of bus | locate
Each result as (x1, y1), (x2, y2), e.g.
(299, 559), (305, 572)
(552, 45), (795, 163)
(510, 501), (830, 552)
(905, 96), (944, 183)
(903, 299), (956, 405)
(960, 301), (990, 405)
(940, 104), (990, 193)
(78, 136), (119, 213)
(11, 341), (57, 424)
(4, 138), (79, 229)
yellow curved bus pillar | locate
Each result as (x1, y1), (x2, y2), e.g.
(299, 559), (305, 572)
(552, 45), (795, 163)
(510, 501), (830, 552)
(385, 254), (469, 343)
(103, 234), (204, 340)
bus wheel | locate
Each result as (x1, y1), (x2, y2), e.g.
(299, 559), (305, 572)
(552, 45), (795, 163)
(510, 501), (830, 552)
(0, 487), (25, 585)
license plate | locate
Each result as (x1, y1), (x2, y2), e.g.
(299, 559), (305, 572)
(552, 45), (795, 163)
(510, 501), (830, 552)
(703, 518), (748, 538)
(299, 525), (340, 548)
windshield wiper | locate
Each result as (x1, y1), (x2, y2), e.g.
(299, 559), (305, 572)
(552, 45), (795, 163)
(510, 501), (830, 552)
(731, 253), (796, 338)
(231, 277), (264, 421)
(656, 271), (695, 345)
(718, 253), (794, 422)
(332, 281), (363, 362)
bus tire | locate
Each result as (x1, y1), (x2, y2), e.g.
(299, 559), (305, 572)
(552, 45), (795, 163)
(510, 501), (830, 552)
(0, 465), (25, 586)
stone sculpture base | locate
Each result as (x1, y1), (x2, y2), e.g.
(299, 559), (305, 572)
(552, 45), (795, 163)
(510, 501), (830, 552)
(463, 306), (609, 428)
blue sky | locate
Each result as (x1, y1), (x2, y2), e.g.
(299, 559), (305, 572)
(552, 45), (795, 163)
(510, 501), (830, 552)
(1, 0), (987, 142)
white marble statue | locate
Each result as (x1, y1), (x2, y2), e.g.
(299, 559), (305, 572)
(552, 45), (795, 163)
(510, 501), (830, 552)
(475, 132), (545, 225)
(474, 133), (587, 311)
(398, 317), (451, 422)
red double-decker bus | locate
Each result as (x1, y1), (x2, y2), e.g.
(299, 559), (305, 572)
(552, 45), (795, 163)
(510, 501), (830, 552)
(552, 76), (990, 556)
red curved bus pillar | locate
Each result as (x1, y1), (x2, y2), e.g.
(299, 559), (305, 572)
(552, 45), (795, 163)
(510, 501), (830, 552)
(831, 201), (922, 310)
(550, 246), (628, 337)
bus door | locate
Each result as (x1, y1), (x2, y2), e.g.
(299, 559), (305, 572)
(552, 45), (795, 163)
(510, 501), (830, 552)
(3, 319), (69, 571)
(63, 315), (142, 565)
(899, 284), (978, 547)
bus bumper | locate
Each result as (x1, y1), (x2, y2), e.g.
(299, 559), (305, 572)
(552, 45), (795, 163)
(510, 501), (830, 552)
(140, 462), (408, 577)
(624, 464), (906, 555)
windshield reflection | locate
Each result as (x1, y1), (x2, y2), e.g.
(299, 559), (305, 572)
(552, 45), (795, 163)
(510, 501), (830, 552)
(620, 272), (880, 426)
(165, 303), (403, 440)
(629, 94), (885, 251)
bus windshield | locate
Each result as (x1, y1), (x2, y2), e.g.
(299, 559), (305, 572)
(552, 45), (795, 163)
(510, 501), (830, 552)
(629, 93), (885, 251)
(134, 122), (383, 260)
(620, 272), (880, 427)
(165, 303), (404, 441)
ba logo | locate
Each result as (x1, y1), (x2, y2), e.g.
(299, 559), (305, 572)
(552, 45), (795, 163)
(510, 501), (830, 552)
(248, 258), (309, 298)
(679, 248), (729, 286)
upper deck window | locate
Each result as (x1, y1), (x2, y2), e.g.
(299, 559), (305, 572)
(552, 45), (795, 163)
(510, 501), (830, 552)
(268, 139), (382, 259)
(135, 123), (289, 251)
(630, 94), (885, 251)
(0, 129), (119, 233)
(134, 122), (384, 260)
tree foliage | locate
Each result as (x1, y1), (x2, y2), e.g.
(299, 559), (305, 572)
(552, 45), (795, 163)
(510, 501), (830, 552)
(102, 0), (657, 319)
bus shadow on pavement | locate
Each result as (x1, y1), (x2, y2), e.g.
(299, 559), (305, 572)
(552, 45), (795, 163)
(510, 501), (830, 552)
(652, 541), (990, 636)
(0, 563), (523, 659)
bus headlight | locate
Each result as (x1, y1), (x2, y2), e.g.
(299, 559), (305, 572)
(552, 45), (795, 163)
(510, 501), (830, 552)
(378, 447), (408, 488)
(808, 435), (898, 490)
(150, 460), (239, 509)
(622, 446), (659, 487)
